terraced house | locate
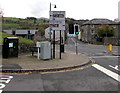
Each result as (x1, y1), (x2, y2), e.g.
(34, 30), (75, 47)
(81, 18), (119, 45)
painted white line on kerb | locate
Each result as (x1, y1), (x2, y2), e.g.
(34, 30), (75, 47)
(92, 64), (120, 82)
(92, 56), (119, 58)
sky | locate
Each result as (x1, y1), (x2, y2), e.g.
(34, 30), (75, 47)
(0, 0), (119, 20)
(118, 1), (120, 21)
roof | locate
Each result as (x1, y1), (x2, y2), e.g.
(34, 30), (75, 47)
(3, 30), (38, 35)
(83, 18), (117, 25)
(3, 30), (12, 34)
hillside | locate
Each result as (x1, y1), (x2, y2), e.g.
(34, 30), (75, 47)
(2, 17), (87, 30)
(2, 17), (49, 30)
(0, 32), (34, 44)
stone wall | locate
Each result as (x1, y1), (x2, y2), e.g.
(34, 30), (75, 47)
(19, 43), (35, 53)
(104, 37), (120, 46)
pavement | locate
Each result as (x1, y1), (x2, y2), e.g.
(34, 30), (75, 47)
(112, 51), (120, 56)
(1, 51), (94, 73)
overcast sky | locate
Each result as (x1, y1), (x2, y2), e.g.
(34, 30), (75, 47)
(0, 0), (119, 20)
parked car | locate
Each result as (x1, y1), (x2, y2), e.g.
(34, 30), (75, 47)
(51, 38), (60, 43)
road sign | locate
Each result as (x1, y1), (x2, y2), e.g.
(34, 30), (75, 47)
(49, 11), (65, 31)
(49, 27), (52, 31)
(48, 32), (52, 35)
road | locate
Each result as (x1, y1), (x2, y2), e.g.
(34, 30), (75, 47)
(1, 38), (119, 92)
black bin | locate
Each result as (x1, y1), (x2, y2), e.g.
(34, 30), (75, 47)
(60, 44), (64, 53)
(2, 37), (19, 58)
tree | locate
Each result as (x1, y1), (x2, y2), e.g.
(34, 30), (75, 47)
(26, 17), (37, 20)
(97, 25), (115, 38)
(38, 27), (45, 36)
(0, 8), (4, 17)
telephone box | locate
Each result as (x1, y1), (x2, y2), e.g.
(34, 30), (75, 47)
(2, 37), (19, 58)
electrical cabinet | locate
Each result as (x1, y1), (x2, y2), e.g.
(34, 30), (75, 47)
(40, 41), (51, 60)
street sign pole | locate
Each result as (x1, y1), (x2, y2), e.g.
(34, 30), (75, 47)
(50, 11), (65, 59)
(49, 27), (52, 60)
(74, 24), (79, 55)
(76, 36), (78, 55)
(49, 3), (52, 59)
(60, 30), (61, 59)
(53, 30), (55, 59)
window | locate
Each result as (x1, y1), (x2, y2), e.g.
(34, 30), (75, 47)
(91, 25), (94, 28)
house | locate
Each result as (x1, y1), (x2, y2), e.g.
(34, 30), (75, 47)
(3, 30), (38, 40)
(81, 18), (119, 44)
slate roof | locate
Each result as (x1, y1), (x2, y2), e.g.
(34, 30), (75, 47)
(3, 30), (38, 35)
(83, 18), (117, 25)
(3, 30), (12, 34)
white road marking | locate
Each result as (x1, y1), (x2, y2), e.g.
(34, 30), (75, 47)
(0, 75), (13, 79)
(0, 79), (11, 83)
(92, 64), (120, 82)
(0, 75), (13, 93)
(109, 65), (119, 71)
(71, 38), (76, 44)
(92, 56), (119, 58)
(71, 38), (79, 46)
(0, 83), (5, 89)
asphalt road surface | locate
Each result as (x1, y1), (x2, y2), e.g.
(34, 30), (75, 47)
(1, 38), (119, 92)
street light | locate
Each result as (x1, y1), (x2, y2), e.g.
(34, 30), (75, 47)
(50, 3), (57, 12)
(49, 3), (57, 42)
(49, 3), (57, 59)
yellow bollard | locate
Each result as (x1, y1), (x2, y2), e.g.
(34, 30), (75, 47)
(109, 44), (113, 52)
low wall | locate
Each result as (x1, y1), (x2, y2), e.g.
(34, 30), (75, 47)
(19, 43), (35, 53)
(104, 37), (120, 46)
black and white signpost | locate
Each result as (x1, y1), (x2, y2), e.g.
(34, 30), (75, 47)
(49, 11), (65, 59)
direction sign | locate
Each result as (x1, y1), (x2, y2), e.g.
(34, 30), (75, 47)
(49, 11), (65, 31)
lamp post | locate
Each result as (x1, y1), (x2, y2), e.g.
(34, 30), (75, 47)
(49, 3), (57, 42)
(49, 3), (57, 59)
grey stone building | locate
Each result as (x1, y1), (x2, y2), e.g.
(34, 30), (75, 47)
(81, 18), (119, 44)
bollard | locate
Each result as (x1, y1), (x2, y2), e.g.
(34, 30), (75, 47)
(109, 44), (113, 52)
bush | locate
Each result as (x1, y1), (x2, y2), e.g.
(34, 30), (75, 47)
(97, 25), (115, 38)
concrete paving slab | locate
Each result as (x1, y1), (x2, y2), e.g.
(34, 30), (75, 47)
(1, 51), (93, 73)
